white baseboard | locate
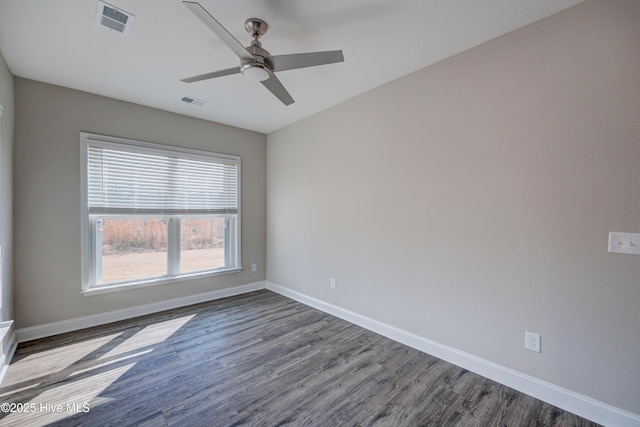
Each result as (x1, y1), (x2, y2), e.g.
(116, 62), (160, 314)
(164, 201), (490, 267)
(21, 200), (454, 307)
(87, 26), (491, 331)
(0, 320), (17, 384)
(16, 281), (266, 343)
(266, 281), (640, 427)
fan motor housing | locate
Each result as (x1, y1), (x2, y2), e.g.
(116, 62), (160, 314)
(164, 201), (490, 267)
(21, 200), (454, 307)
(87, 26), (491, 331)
(241, 40), (272, 80)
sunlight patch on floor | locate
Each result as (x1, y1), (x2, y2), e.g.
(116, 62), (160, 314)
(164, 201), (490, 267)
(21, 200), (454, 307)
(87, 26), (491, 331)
(98, 315), (194, 361)
(1, 333), (121, 388)
(1, 362), (134, 425)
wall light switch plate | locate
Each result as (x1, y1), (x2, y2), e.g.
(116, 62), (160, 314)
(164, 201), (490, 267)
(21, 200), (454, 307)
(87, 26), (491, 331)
(608, 232), (640, 255)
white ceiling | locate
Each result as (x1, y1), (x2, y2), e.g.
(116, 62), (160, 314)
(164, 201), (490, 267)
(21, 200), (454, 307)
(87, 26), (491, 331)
(0, 0), (584, 134)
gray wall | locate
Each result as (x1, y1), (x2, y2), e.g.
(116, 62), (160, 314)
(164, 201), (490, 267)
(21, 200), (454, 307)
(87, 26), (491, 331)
(14, 78), (266, 328)
(267, 0), (640, 415)
(0, 50), (14, 324)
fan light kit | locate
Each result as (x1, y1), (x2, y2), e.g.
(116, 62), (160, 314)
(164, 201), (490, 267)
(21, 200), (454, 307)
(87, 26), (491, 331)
(181, 2), (345, 105)
(241, 63), (271, 81)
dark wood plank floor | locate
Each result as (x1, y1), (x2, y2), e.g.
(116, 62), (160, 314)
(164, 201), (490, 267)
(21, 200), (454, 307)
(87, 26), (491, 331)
(0, 290), (599, 426)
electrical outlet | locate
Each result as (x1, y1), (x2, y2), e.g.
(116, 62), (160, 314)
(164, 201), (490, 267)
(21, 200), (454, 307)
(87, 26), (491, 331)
(330, 278), (337, 290)
(251, 264), (257, 272)
(525, 331), (541, 353)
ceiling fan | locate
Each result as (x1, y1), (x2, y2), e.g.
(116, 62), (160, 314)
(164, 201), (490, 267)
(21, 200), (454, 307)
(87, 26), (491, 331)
(181, 1), (345, 106)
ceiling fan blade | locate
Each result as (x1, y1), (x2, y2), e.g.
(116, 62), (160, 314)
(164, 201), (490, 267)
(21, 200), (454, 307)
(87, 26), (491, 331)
(267, 50), (344, 72)
(261, 74), (295, 106)
(181, 67), (241, 83)
(183, 1), (254, 61)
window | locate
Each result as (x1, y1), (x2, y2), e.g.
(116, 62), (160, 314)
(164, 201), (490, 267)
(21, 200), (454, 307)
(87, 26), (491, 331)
(80, 133), (241, 293)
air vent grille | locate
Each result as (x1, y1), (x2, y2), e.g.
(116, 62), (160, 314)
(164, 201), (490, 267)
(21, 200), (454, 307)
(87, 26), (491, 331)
(95, 1), (134, 35)
(181, 96), (207, 107)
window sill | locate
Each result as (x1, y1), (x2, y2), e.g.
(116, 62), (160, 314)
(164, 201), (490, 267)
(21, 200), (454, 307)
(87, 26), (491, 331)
(80, 267), (243, 296)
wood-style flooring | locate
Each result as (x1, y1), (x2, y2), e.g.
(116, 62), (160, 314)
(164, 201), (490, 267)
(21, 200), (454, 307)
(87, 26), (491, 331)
(0, 290), (599, 426)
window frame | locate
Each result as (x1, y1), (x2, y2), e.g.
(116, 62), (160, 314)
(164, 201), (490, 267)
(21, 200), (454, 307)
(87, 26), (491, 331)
(80, 132), (242, 295)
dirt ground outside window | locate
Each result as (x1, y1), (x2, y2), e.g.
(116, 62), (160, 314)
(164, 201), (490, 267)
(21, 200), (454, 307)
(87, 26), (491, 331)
(102, 247), (225, 283)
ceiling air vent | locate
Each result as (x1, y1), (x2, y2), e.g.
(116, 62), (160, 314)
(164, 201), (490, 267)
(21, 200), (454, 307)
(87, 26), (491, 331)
(95, 1), (134, 35)
(181, 96), (207, 107)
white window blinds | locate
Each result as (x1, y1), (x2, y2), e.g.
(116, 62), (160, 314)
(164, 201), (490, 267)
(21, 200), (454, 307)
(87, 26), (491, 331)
(85, 136), (239, 215)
